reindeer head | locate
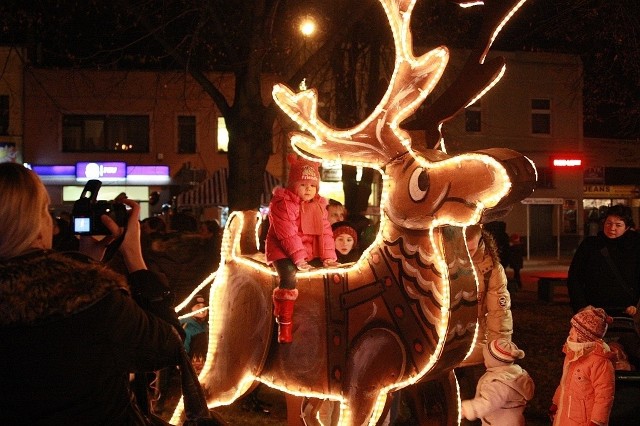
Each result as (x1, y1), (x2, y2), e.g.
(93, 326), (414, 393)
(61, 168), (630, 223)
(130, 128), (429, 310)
(273, 0), (536, 230)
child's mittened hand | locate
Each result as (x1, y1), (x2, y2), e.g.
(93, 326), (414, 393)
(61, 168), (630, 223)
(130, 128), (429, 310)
(296, 261), (311, 271)
(460, 401), (475, 420)
(323, 259), (339, 267)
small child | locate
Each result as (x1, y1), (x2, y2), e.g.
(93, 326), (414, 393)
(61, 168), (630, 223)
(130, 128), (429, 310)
(549, 306), (615, 426)
(327, 200), (347, 225)
(461, 338), (535, 426)
(265, 155), (337, 343)
(332, 220), (360, 263)
(180, 294), (208, 355)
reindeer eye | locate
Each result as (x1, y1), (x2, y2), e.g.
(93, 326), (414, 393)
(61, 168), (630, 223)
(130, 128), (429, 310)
(409, 168), (429, 202)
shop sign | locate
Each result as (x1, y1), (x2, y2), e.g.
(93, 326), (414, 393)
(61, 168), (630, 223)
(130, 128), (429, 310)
(321, 166), (342, 182)
(76, 162), (126, 179)
(583, 185), (639, 198)
(583, 167), (604, 184)
(521, 197), (563, 205)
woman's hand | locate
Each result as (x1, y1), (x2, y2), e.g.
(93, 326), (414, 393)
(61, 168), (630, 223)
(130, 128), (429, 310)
(115, 198), (147, 272)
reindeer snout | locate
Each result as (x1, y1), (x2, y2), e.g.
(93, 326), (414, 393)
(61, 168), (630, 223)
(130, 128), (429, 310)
(476, 148), (537, 210)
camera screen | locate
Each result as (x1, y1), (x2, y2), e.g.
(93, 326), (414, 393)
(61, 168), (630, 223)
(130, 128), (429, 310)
(74, 217), (91, 234)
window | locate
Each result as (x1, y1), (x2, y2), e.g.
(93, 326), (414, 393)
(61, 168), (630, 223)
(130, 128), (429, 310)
(536, 167), (554, 189)
(62, 115), (149, 152)
(531, 99), (551, 135)
(465, 100), (481, 132)
(178, 115), (196, 154)
(217, 117), (229, 152)
(0, 95), (8, 135)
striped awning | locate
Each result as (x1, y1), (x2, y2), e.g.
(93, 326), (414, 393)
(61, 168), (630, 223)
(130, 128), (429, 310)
(177, 168), (281, 207)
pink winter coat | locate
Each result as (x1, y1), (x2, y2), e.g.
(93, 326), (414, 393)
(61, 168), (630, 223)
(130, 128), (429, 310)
(552, 341), (615, 426)
(265, 187), (336, 265)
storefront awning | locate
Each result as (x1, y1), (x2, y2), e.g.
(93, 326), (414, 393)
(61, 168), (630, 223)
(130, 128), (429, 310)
(176, 168), (281, 207)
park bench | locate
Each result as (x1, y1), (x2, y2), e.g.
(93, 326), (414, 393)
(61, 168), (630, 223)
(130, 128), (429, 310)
(532, 274), (567, 302)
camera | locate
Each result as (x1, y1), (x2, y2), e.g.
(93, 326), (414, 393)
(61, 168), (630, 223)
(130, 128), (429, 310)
(72, 180), (128, 235)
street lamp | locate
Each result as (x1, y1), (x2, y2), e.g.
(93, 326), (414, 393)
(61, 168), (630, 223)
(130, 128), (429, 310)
(299, 16), (317, 38)
(298, 15), (317, 91)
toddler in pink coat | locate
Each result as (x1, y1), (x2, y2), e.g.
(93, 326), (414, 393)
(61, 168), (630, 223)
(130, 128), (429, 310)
(549, 306), (615, 426)
(265, 154), (337, 343)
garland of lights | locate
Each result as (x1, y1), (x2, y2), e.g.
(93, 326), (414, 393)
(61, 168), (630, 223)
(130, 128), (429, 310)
(171, 0), (535, 425)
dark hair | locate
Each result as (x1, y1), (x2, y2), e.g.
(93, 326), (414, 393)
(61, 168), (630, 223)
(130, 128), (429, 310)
(605, 204), (633, 227)
(171, 212), (198, 233)
(141, 216), (166, 233)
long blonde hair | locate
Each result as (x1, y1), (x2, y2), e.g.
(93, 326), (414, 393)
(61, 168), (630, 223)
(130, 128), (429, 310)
(0, 163), (50, 260)
(466, 224), (501, 266)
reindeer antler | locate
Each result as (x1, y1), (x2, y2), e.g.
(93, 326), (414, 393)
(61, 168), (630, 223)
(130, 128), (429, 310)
(273, 0), (448, 168)
(420, 0), (530, 150)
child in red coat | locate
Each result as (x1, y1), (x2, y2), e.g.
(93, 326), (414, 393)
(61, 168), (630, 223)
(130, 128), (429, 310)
(549, 306), (615, 426)
(265, 155), (337, 343)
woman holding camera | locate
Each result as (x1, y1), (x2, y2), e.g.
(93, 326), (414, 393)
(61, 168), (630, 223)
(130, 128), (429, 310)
(0, 163), (185, 425)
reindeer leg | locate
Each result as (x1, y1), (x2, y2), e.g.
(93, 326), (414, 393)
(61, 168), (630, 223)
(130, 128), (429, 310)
(402, 371), (460, 426)
(199, 272), (273, 405)
(341, 328), (405, 425)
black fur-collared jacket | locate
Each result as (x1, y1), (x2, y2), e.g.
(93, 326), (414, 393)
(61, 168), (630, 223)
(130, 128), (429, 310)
(0, 250), (184, 425)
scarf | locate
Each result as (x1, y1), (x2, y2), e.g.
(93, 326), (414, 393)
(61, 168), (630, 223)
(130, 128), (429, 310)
(565, 338), (596, 362)
(300, 199), (324, 236)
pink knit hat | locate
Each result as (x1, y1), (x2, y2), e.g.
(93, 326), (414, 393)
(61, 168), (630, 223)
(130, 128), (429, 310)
(571, 306), (613, 342)
(287, 154), (320, 190)
(483, 338), (525, 367)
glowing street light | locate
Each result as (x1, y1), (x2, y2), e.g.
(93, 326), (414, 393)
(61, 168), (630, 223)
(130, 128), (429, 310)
(299, 16), (316, 38)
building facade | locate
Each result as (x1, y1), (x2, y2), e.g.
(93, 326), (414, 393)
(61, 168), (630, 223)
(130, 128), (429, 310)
(4, 47), (639, 253)
(0, 47), (25, 164)
(13, 64), (282, 219)
(435, 50), (604, 257)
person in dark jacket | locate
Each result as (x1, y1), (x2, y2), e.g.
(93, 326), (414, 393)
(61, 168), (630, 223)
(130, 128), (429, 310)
(568, 204), (640, 315)
(0, 163), (185, 426)
(568, 204), (640, 367)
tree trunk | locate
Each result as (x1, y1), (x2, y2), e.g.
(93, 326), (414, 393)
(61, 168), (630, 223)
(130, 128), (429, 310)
(226, 105), (273, 212)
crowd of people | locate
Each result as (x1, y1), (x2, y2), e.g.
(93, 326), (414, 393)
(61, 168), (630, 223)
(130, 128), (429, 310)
(4, 158), (640, 426)
(0, 163), (215, 425)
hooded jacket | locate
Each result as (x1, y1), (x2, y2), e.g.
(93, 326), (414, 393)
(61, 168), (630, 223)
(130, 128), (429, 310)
(552, 341), (615, 426)
(461, 363), (535, 425)
(460, 239), (513, 367)
(0, 250), (184, 425)
(265, 187), (336, 265)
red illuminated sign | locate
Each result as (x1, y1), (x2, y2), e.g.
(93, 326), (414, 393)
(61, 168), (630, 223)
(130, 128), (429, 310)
(552, 158), (582, 167)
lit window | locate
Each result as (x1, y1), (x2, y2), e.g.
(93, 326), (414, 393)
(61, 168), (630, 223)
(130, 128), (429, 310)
(217, 117), (229, 152)
(178, 115), (196, 154)
(531, 99), (551, 135)
(62, 115), (149, 152)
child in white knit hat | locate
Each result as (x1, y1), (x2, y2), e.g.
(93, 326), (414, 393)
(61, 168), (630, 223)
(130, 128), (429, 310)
(549, 306), (615, 426)
(461, 338), (535, 426)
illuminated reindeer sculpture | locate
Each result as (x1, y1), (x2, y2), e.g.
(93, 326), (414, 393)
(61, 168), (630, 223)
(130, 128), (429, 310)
(189, 0), (536, 425)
